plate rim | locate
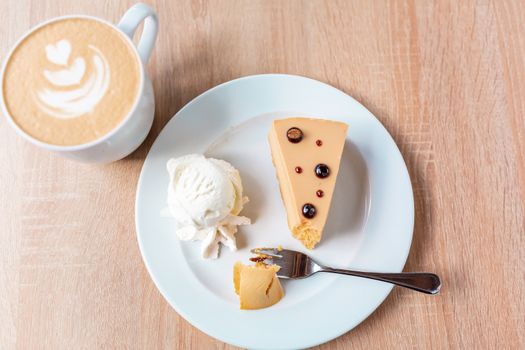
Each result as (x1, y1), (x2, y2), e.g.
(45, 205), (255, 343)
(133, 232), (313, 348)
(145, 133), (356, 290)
(135, 73), (414, 349)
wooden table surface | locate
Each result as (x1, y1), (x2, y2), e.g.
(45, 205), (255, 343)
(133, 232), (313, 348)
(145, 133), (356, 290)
(1, 1), (524, 349)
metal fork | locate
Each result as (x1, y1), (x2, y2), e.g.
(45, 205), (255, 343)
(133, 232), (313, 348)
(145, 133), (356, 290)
(251, 248), (441, 295)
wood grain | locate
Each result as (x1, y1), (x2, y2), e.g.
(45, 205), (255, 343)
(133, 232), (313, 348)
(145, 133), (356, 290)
(1, 0), (524, 349)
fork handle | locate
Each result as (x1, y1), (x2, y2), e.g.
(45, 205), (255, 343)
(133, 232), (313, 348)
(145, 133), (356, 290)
(319, 268), (441, 295)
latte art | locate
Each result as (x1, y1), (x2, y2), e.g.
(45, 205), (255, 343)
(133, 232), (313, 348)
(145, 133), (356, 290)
(35, 40), (110, 119)
(3, 17), (141, 146)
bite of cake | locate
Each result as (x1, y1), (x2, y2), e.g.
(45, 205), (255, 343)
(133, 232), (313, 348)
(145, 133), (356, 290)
(233, 260), (284, 310)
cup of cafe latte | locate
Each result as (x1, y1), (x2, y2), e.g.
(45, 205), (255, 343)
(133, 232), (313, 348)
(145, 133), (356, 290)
(1, 3), (158, 163)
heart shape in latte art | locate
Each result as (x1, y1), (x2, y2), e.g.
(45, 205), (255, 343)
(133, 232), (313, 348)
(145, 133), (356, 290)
(45, 39), (71, 66)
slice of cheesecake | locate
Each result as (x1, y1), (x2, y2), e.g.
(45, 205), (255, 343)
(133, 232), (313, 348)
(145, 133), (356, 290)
(269, 117), (348, 249)
(233, 261), (284, 310)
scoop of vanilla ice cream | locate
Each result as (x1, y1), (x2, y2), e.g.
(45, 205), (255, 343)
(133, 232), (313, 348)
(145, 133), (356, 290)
(167, 154), (250, 258)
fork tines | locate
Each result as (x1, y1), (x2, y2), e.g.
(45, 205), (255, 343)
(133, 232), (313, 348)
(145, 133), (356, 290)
(250, 247), (283, 258)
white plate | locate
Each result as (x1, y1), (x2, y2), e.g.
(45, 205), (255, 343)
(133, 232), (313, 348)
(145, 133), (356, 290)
(135, 74), (414, 349)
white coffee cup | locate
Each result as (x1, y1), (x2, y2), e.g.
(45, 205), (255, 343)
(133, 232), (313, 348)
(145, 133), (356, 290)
(0, 3), (158, 163)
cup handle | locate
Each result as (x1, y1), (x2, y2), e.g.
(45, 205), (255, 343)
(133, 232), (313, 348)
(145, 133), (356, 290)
(117, 3), (158, 64)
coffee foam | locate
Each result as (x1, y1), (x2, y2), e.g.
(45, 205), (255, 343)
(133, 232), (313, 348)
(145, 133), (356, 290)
(2, 18), (141, 146)
(36, 43), (110, 119)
